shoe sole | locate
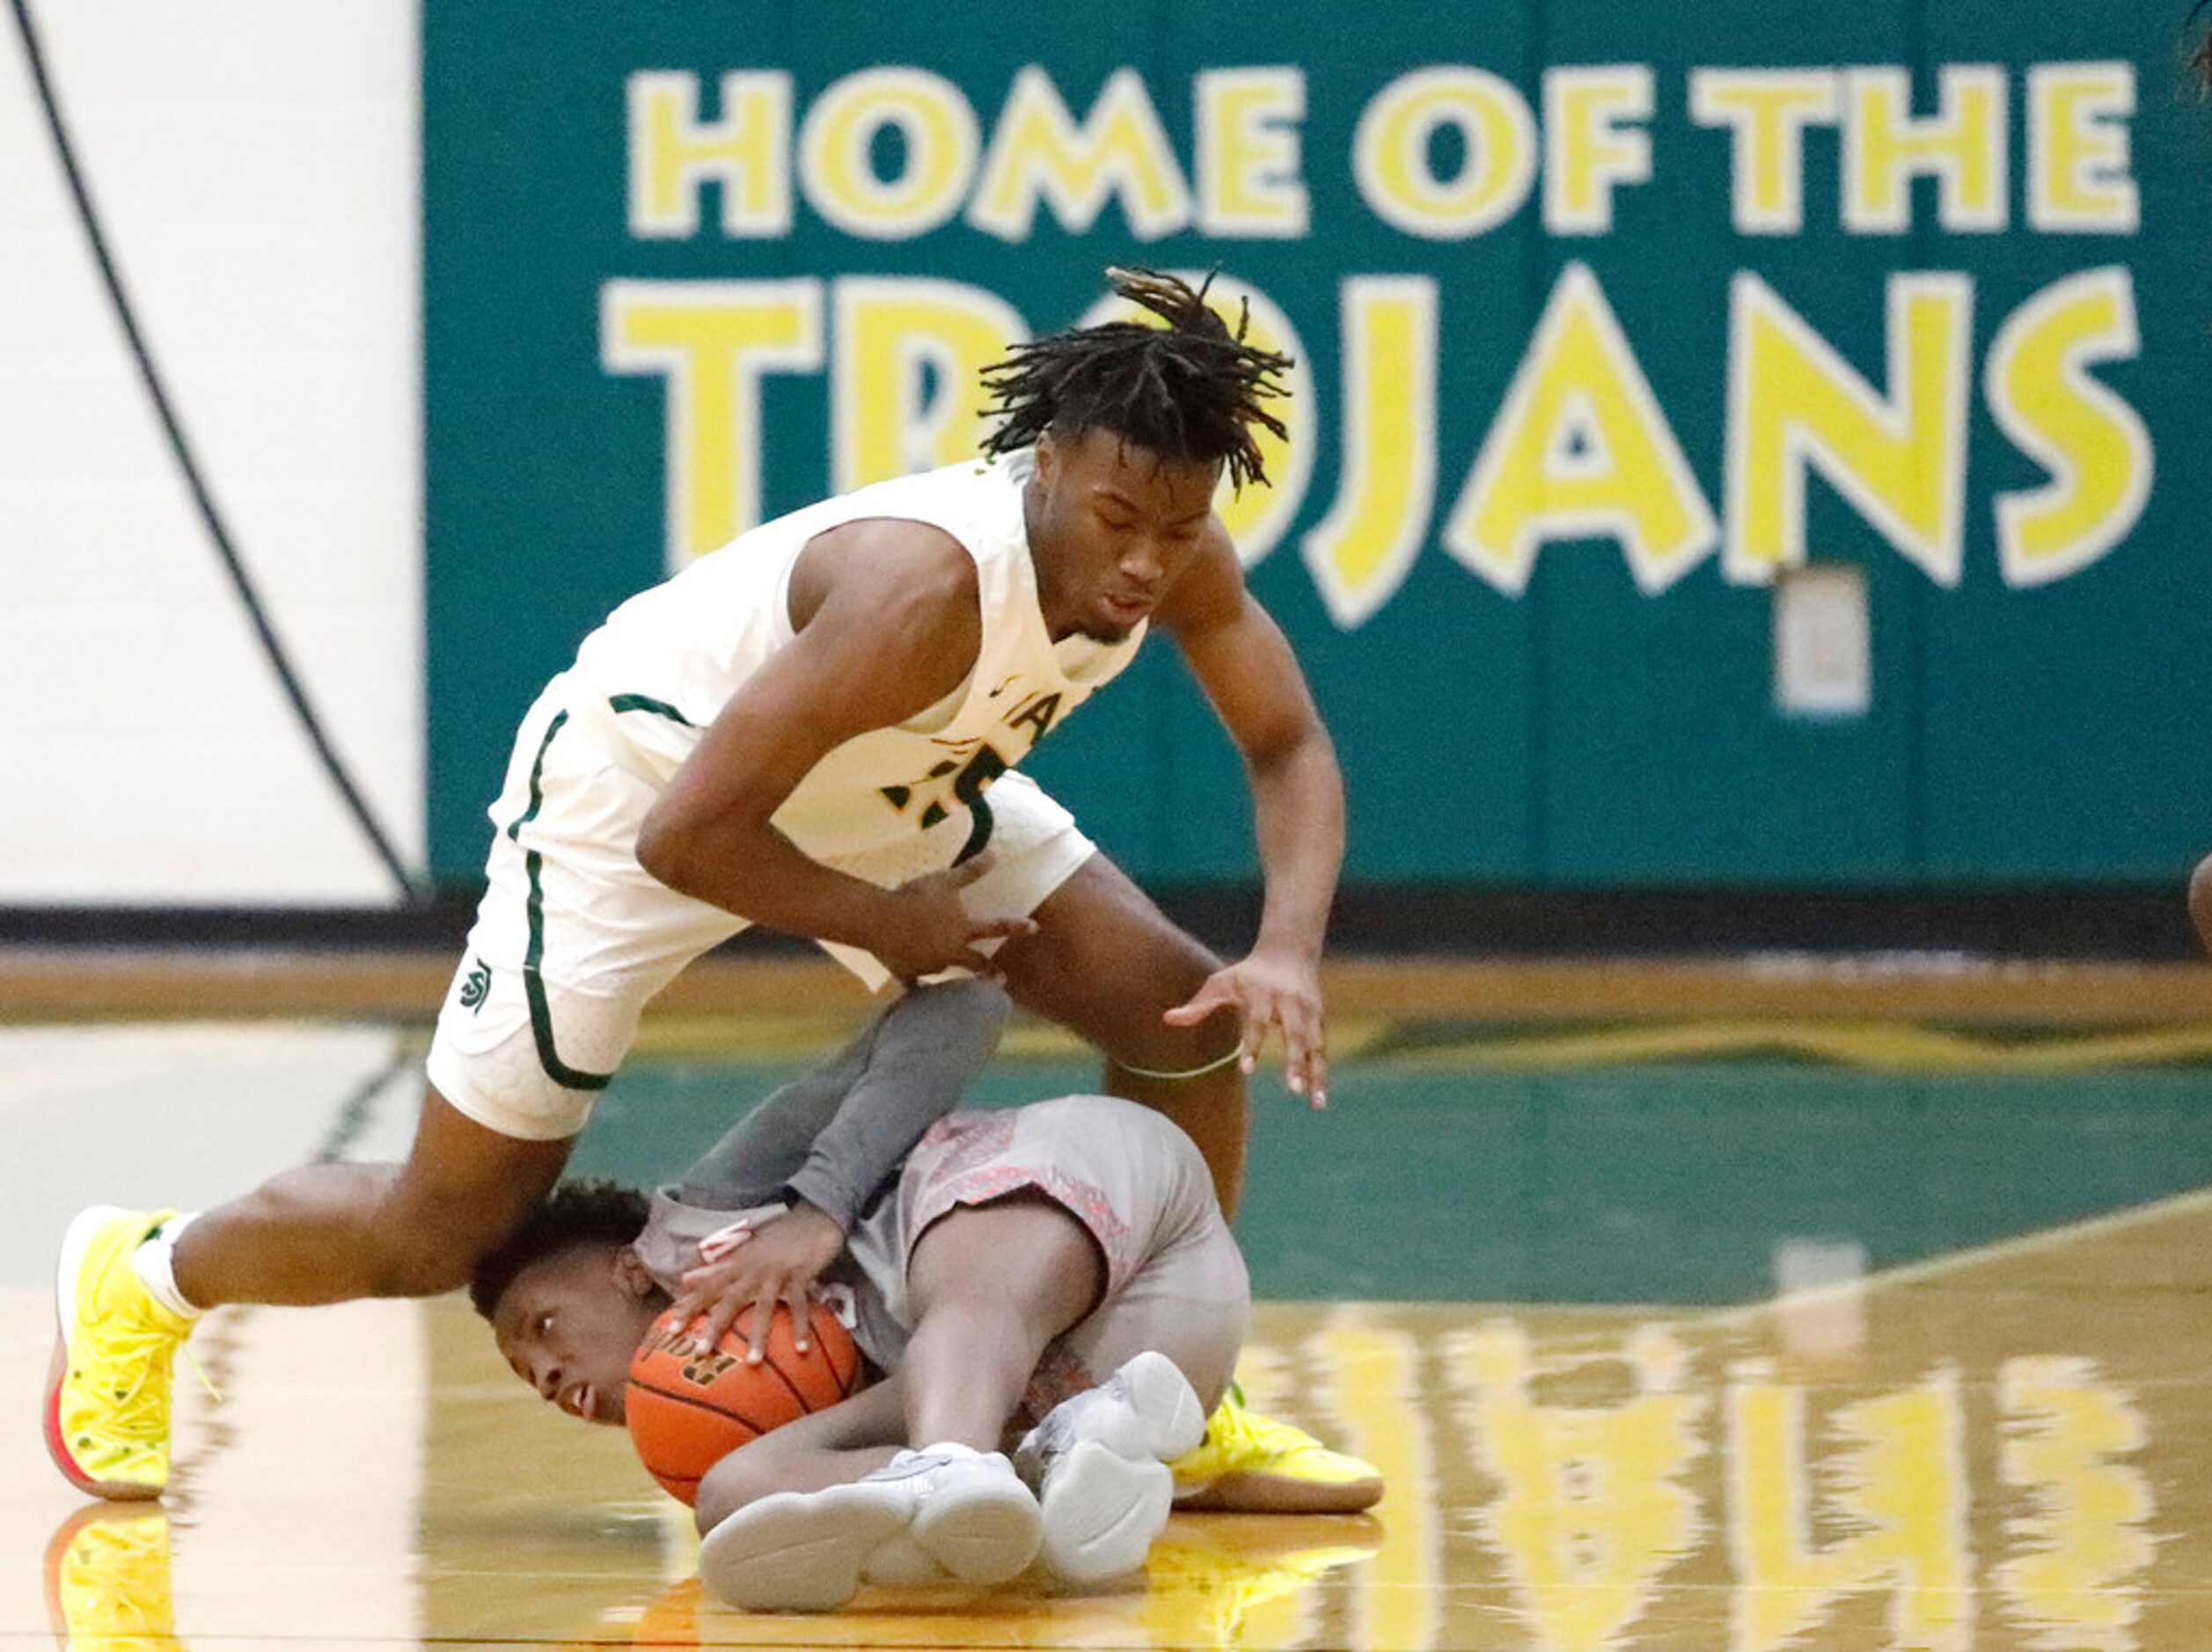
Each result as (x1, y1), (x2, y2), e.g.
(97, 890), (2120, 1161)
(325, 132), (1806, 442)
(698, 1484), (911, 1612)
(909, 1474), (1042, 1586)
(45, 1206), (161, 1502)
(1039, 1439), (1174, 1584)
(1174, 1469), (1387, 1514)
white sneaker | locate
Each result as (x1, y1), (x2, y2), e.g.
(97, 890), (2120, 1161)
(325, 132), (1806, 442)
(900, 1445), (1041, 1584)
(1014, 1351), (1206, 1584)
(697, 1444), (1039, 1612)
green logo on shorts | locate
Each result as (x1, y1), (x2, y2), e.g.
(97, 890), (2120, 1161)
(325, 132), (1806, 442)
(459, 960), (492, 1012)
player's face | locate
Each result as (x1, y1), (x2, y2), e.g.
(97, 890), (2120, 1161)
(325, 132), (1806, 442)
(490, 1244), (663, 1427)
(1026, 427), (1220, 643)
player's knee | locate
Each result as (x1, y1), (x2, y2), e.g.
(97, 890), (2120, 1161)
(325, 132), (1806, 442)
(693, 1441), (786, 1535)
(1097, 934), (1240, 1069)
(1110, 967), (1242, 1074)
(2190, 852), (2212, 958)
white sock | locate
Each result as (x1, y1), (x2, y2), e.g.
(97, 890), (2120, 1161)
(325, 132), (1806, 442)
(130, 1213), (206, 1319)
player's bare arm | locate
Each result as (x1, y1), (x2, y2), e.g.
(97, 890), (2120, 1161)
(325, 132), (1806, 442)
(1153, 521), (1344, 1106)
(634, 520), (1036, 981)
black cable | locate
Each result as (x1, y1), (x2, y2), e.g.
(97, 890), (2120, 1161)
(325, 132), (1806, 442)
(7, 0), (427, 903)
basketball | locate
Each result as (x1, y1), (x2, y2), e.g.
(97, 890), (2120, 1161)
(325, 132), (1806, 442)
(625, 1302), (866, 1505)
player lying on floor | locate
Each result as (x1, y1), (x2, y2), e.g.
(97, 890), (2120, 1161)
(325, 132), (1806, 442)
(469, 978), (1380, 1609)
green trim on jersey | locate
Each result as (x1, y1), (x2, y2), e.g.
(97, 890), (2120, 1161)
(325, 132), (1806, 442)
(507, 708), (615, 1093)
(608, 693), (696, 726)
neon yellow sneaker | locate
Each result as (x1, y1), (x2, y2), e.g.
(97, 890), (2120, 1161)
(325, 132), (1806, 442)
(42, 1502), (179, 1649)
(45, 1207), (192, 1501)
(1168, 1389), (1384, 1513)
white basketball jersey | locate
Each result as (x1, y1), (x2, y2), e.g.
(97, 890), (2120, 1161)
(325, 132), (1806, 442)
(568, 450), (1143, 861)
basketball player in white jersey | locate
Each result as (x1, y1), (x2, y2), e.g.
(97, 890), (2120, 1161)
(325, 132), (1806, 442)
(49, 268), (1347, 1507)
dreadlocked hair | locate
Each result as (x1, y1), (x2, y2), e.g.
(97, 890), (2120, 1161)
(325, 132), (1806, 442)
(467, 1177), (652, 1321)
(980, 267), (1293, 491)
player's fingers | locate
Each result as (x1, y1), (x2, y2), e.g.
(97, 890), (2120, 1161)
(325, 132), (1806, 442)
(701, 1295), (742, 1356)
(1162, 976), (1239, 1027)
(746, 1289), (778, 1365)
(947, 851), (997, 888)
(1283, 1014), (1324, 1104)
(655, 1297), (695, 1350)
(1239, 1018), (1271, 1076)
(1234, 992), (1284, 1076)
(1305, 1035), (1331, 1110)
(678, 1296), (719, 1353)
(967, 915), (1038, 942)
(696, 1222), (752, 1264)
(783, 1284), (813, 1356)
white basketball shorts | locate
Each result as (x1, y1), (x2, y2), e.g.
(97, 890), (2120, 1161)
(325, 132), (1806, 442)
(426, 677), (1095, 1142)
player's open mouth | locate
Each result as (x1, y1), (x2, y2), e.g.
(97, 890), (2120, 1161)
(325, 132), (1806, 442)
(1101, 594), (1150, 625)
(560, 1382), (596, 1421)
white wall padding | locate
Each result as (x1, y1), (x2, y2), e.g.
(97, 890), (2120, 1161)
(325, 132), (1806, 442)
(0, 1), (421, 903)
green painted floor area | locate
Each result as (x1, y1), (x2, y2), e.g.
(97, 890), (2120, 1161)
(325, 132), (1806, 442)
(573, 1044), (2212, 1306)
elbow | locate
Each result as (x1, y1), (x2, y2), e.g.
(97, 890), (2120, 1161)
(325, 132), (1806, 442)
(634, 806), (696, 895)
(1251, 719), (1339, 787)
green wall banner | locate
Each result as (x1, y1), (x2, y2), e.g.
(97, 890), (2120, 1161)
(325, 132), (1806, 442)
(426, 2), (2212, 889)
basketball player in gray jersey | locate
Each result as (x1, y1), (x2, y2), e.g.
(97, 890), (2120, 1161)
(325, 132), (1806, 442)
(51, 268), (1346, 1509)
(472, 978), (1377, 1611)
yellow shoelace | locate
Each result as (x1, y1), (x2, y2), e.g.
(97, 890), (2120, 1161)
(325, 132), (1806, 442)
(73, 1328), (216, 1455)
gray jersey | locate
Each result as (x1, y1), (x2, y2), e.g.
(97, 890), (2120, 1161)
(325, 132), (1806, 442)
(630, 978), (1008, 1366)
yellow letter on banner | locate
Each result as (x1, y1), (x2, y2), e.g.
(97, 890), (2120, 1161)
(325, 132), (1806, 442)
(1688, 69), (1841, 235)
(602, 279), (824, 567)
(1301, 276), (1438, 626)
(1984, 267), (2150, 588)
(1446, 1322), (1706, 1652)
(1996, 1356), (2154, 1647)
(968, 67), (1191, 241)
(1447, 262), (1718, 596)
(1725, 271), (1973, 586)
(1843, 66), (2007, 234)
(2028, 62), (2138, 233)
(1728, 1363), (1972, 1652)
(1354, 67), (1536, 238)
(831, 279), (1028, 493)
(627, 71), (792, 238)
(797, 69), (978, 240)
(1076, 272), (1312, 567)
(1197, 67), (1308, 238)
(1543, 65), (1654, 235)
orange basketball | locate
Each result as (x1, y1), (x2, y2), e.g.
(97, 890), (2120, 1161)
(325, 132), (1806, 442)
(626, 1302), (866, 1505)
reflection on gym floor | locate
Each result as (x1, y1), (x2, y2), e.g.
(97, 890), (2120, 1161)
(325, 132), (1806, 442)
(3, 1017), (2203, 1649)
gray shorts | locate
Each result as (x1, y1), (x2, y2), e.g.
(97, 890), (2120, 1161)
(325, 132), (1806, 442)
(426, 677), (1095, 1141)
(852, 1094), (1251, 1420)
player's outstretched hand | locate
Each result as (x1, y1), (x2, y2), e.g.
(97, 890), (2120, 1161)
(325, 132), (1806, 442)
(1163, 948), (1329, 1108)
(875, 852), (1039, 982)
(659, 1201), (847, 1365)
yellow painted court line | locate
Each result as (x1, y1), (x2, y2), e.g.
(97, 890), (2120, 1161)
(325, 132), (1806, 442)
(1699, 1183), (2212, 1333)
(625, 1012), (2212, 1070)
(628, 1013), (1398, 1064)
(1388, 1020), (2212, 1071)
